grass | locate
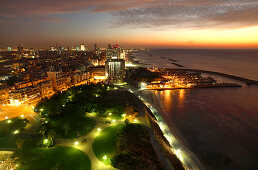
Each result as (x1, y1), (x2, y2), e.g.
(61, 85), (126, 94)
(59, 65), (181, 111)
(0, 135), (17, 149)
(0, 118), (28, 150)
(92, 124), (124, 163)
(18, 146), (91, 170)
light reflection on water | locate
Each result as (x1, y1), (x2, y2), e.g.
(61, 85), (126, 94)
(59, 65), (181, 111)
(152, 86), (258, 169)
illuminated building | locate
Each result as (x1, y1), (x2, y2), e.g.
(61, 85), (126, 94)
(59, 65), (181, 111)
(47, 67), (62, 90)
(80, 44), (85, 51)
(76, 45), (80, 52)
(50, 46), (55, 51)
(9, 86), (40, 104)
(105, 45), (125, 84)
(7, 46), (12, 51)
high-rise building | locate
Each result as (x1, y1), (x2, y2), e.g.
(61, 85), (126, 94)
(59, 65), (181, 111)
(105, 45), (125, 84)
(80, 44), (85, 51)
(108, 44), (112, 49)
(7, 46), (12, 51)
(76, 45), (80, 51)
(94, 43), (97, 51)
(18, 44), (23, 54)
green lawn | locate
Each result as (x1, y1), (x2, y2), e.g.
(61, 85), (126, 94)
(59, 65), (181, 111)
(0, 118), (28, 150)
(92, 124), (124, 163)
(18, 146), (91, 170)
(0, 135), (17, 149)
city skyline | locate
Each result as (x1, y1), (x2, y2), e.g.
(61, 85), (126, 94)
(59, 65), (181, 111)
(1, 0), (258, 49)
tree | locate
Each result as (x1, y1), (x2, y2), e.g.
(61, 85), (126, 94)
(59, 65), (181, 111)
(124, 105), (134, 116)
(39, 125), (47, 137)
(16, 138), (25, 150)
(63, 121), (70, 136)
(124, 119), (129, 125)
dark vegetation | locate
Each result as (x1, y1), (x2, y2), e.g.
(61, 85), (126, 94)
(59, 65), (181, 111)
(111, 123), (163, 170)
(0, 118), (29, 149)
(35, 83), (127, 139)
(126, 67), (165, 85)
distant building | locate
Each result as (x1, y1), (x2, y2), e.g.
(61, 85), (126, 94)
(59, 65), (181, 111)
(76, 45), (80, 52)
(50, 46), (55, 51)
(108, 44), (112, 49)
(80, 44), (85, 51)
(105, 45), (125, 84)
(18, 44), (23, 54)
(7, 46), (12, 52)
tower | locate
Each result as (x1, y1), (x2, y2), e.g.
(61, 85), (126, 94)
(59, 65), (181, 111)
(80, 44), (85, 51)
(105, 45), (125, 84)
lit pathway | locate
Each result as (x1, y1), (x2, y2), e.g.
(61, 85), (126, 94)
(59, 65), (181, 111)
(56, 113), (122, 170)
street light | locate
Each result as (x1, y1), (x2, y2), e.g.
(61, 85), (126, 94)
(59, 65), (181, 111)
(112, 120), (116, 123)
(43, 139), (48, 145)
(108, 113), (112, 116)
(103, 155), (107, 160)
(74, 141), (79, 146)
(13, 130), (19, 134)
(7, 120), (12, 123)
(97, 128), (101, 132)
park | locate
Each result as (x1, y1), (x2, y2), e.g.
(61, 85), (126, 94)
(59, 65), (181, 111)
(0, 83), (162, 169)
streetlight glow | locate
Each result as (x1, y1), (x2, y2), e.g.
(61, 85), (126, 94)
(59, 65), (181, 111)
(108, 113), (112, 116)
(103, 155), (107, 160)
(43, 139), (48, 144)
(97, 128), (101, 132)
(7, 120), (12, 123)
(74, 141), (79, 146)
(112, 120), (116, 123)
(13, 130), (19, 134)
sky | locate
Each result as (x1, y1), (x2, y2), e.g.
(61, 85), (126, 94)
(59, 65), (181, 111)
(0, 0), (258, 49)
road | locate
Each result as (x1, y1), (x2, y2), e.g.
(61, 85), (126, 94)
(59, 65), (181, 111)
(0, 102), (37, 121)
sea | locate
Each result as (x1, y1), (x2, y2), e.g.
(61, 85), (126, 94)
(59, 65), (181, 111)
(135, 49), (258, 170)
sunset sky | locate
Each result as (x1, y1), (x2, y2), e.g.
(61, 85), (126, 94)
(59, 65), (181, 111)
(1, 0), (258, 49)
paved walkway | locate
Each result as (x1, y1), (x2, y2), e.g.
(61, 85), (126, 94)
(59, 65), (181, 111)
(56, 113), (122, 170)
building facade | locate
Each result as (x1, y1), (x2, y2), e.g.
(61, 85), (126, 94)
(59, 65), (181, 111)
(105, 45), (125, 84)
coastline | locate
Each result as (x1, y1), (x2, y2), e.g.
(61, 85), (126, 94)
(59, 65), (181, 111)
(128, 88), (205, 170)
(127, 50), (258, 169)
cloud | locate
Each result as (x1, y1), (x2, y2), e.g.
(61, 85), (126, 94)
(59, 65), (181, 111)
(0, 0), (257, 29)
(112, 0), (258, 29)
(0, 0), (157, 17)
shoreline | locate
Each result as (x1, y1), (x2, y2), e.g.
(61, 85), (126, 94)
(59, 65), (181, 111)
(128, 88), (204, 170)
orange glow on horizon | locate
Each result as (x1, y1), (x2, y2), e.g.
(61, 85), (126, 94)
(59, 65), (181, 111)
(112, 26), (258, 49)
